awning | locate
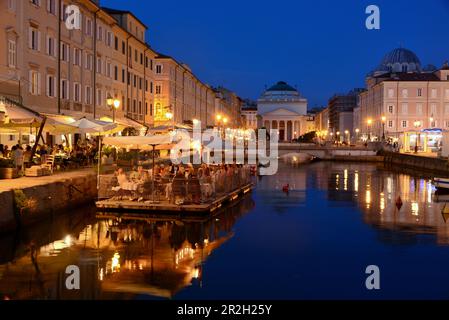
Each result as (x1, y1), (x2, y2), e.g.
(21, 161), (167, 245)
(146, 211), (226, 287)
(0, 98), (41, 127)
(148, 123), (192, 134)
(103, 134), (174, 150)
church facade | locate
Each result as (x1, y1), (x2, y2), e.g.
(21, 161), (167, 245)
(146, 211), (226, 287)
(257, 81), (312, 141)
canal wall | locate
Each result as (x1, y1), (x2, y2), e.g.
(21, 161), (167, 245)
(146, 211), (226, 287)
(0, 170), (97, 233)
(382, 151), (449, 176)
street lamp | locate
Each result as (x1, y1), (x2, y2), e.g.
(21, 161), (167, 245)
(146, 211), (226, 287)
(336, 131), (340, 144)
(381, 116), (386, 141)
(414, 120), (421, 153)
(367, 119), (373, 141)
(430, 115), (434, 128)
(107, 94), (121, 123)
(165, 111), (174, 131)
(355, 128), (360, 141)
(193, 118), (200, 127)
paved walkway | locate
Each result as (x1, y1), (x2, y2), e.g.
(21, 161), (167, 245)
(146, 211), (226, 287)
(0, 168), (96, 192)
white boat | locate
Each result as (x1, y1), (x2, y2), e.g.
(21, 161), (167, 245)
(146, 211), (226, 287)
(433, 177), (449, 190)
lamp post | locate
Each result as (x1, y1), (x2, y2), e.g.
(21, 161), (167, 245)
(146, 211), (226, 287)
(430, 115), (434, 128)
(367, 119), (373, 141)
(345, 130), (350, 145)
(216, 114), (223, 138)
(107, 94), (121, 123)
(355, 128), (360, 142)
(336, 131), (340, 145)
(381, 116), (386, 141)
(414, 120), (421, 153)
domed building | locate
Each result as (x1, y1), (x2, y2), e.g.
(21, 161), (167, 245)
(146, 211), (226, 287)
(357, 47), (449, 154)
(257, 81), (312, 141)
(372, 47), (422, 76)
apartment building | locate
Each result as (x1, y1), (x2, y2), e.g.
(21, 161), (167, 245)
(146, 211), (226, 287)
(1, 0), (243, 142)
(0, 0), (157, 130)
(103, 7), (158, 125)
(153, 54), (216, 128)
(214, 86), (243, 128)
(358, 48), (449, 142)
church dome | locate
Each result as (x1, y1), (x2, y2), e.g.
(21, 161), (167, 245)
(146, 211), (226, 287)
(266, 81), (297, 92)
(374, 48), (422, 75)
(259, 81), (304, 103)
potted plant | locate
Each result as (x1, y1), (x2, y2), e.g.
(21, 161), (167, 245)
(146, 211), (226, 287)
(101, 145), (114, 165)
(0, 158), (19, 179)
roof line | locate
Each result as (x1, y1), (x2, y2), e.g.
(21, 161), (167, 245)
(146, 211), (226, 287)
(101, 6), (149, 29)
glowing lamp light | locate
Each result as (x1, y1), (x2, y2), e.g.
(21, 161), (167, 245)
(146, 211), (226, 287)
(113, 99), (120, 109)
(165, 112), (173, 120)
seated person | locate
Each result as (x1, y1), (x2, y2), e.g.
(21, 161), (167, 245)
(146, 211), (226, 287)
(114, 168), (138, 191)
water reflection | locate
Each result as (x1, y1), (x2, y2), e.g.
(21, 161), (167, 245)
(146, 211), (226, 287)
(281, 161), (449, 246)
(0, 197), (255, 300)
(1, 161), (449, 300)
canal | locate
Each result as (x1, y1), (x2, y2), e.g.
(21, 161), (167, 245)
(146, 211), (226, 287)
(1, 161), (449, 300)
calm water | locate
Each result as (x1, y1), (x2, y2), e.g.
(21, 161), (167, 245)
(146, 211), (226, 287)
(1, 161), (449, 300)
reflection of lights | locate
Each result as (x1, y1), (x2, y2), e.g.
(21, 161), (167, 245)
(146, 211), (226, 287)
(192, 267), (200, 279)
(344, 169), (348, 191)
(387, 177), (392, 194)
(99, 268), (104, 281)
(354, 172), (359, 192)
(64, 235), (72, 246)
(366, 190), (371, 209)
(380, 196), (385, 212)
(335, 174), (340, 190)
(111, 252), (120, 273)
(411, 202), (419, 216)
(175, 247), (196, 265)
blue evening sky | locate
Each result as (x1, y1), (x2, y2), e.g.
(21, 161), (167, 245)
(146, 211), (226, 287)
(102, 0), (449, 107)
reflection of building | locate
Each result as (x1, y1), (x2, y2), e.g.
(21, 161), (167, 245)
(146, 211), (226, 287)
(257, 81), (312, 141)
(318, 162), (449, 245)
(0, 197), (255, 299)
(358, 47), (449, 150)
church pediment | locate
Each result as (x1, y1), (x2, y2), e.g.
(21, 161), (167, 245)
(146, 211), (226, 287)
(259, 108), (302, 116)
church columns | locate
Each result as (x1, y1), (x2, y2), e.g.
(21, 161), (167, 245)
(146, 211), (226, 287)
(287, 121), (292, 141)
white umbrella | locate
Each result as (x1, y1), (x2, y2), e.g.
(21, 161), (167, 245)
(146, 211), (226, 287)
(147, 123), (192, 134)
(70, 117), (117, 135)
(99, 116), (147, 134)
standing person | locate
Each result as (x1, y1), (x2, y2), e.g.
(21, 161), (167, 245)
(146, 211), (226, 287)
(3, 145), (9, 158)
(13, 144), (24, 172)
(23, 145), (32, 167)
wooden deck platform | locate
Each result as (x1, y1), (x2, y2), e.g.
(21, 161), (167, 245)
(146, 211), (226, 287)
(95, 183), (254, 214)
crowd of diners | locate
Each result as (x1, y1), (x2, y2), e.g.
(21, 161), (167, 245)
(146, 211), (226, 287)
(112, 163), (252, 204)
(0, 139), (98, 173)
